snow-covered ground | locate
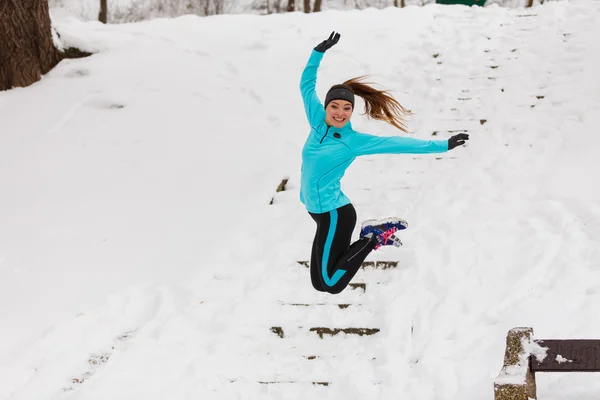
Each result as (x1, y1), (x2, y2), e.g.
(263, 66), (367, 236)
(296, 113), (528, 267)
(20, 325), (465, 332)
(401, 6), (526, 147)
(1, 1), (600, 399)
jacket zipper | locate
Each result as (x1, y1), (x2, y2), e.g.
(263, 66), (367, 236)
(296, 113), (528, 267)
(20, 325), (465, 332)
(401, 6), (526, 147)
(320, 126), (331, 144)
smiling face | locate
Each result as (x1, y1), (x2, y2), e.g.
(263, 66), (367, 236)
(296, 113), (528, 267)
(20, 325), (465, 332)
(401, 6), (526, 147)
(325, 100), (353, 128)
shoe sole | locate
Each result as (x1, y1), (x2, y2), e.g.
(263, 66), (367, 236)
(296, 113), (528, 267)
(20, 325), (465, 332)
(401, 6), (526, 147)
(360, 217), (408, 231)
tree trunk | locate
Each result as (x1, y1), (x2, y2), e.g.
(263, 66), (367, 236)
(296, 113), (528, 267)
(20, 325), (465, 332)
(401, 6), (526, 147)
(401, 0), (405, 6)
(304, 0), (310, 12)
(0, 0), (62, 91)
(99, 0), (108, 23)
(287, 0), (295, 12)
(313, 0), (322, 12)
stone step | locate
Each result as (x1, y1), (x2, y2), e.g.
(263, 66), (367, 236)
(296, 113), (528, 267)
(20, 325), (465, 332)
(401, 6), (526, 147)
(249, 357), (380, 385)
(296, 261), (397, 270)
(254, 380), (382, 386)
(274, 302), (378, 327)
(228, 380), (383, 389)
(279, 301), (360, 309)
(311, 327), (380, 339)
(223, 354), (381, 384)
(270, 326), (380, 339)
(273, 282), (373, 305)
(258, 381), (331, 386)
(255, 339), (380, 358)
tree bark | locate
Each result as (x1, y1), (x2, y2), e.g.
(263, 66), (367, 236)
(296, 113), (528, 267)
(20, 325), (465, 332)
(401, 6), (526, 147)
(99, 0), (108, 23)
(287, 0), (295, 12)
(313, 0), (322, 12)
(0, 0), (62, 91)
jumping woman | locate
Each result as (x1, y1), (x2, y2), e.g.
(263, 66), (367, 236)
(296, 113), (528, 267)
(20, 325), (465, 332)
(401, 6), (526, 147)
(299, 31), (469, 295)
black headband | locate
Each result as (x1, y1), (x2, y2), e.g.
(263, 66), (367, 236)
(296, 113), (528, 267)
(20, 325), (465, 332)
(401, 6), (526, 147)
(325, 87), (355, 109)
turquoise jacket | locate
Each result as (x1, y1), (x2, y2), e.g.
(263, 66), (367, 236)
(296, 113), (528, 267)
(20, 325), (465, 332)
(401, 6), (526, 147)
(299, 49), (449, 214)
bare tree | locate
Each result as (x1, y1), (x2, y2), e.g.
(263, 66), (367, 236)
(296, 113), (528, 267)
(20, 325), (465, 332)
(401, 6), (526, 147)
(0, 0), (62, 90)
(313, 0), (322, 11)
(304, 0), (311, 12)
(99, 0), (108, 22)
(287, 0), (295, 12)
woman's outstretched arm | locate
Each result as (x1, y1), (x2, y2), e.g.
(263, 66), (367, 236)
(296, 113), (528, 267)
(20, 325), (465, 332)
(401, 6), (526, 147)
(349, 132), (469, 156)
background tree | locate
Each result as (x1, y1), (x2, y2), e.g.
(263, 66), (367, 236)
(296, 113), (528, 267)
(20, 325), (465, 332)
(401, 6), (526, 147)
(99, 0), (108, 22)
(0, 0), (62, 90)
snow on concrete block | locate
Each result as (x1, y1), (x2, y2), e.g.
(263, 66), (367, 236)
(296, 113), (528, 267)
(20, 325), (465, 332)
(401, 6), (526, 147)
(494, 327), (537, 400)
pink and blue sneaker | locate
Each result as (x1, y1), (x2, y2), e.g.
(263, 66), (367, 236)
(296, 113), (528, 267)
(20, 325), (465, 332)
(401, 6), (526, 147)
(360, 217), (408, 250)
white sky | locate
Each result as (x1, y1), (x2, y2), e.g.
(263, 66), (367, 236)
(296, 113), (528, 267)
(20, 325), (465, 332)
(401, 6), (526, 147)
(1, 1), (600, 399)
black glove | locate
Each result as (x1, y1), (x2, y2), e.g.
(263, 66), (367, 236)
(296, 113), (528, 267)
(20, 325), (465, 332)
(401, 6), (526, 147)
(314, 31), (341, 53)
(448, 133), (469, 150)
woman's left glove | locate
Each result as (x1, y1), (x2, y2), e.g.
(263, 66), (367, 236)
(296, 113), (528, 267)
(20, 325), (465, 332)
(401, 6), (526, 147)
(315, 31), (341, 53)
(448, 133), (469, 150)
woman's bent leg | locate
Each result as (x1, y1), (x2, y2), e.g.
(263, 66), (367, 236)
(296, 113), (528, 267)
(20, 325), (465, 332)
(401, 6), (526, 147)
(310, 204), (377, 295)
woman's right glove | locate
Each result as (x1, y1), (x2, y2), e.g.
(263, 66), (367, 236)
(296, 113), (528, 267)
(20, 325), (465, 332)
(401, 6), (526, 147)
(315, 31), (341, 53)
(448, 133), (469, 150)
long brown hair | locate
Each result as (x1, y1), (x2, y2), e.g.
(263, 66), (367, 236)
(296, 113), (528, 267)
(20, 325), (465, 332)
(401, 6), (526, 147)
(337, 76), (411, 133)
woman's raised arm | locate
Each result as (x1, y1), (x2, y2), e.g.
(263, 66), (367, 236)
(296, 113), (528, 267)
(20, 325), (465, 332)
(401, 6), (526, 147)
(299, 32), (340, 126)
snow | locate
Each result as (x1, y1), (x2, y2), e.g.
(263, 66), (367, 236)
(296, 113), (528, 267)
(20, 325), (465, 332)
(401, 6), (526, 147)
(556, 355), (573, 364)
(495, 365), (528, 385)
(527, 339), (549, 363)
(2, 1), (600, 399)
(495, 335), (535, 385)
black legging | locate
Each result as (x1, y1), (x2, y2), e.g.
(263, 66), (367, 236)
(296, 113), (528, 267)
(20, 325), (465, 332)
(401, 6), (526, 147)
(309, 203), (377, 294)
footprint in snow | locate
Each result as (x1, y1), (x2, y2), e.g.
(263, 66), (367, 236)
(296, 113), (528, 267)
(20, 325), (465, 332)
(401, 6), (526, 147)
(65, 67), (90, 78)
(84, 98), (126, 110)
